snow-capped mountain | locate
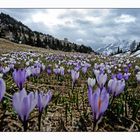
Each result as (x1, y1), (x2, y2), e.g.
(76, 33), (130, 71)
(96, 40), (138, 55)
(113, 50), (140, 58)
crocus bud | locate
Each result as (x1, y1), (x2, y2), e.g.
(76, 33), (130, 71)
(71, 70), (79, 84)
(13, 68), (27, 90)
(88, 87), (109, 121)
(36, 90), (52, 112)
(96, 73), (107, 88)
(136, 72), (140, 83)
(87, 78), (96, 88)
(108, 78), (125, 96)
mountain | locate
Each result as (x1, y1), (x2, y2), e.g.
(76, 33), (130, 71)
(113, 49), (140, 58)
(96, 40), (139, 55)
(0, 12), (93, 53)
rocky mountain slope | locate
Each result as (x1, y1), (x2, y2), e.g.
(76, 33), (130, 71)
(97, 40), (139, 55)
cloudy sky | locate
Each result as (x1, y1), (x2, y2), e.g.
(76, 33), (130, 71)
(0, 9), (140, 49)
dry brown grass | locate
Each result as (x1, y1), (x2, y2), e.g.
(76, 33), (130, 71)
(0, 38), (95, 57)
(0, 38), (54, 54)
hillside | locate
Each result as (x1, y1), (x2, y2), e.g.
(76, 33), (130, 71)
(0, 38), (50, 54)
(0, 12), (93, 53)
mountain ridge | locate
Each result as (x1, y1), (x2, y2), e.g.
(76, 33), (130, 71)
(96, 39), (139, 55)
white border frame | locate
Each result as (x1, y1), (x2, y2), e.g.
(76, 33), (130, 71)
(0, 0), (140, 140)
(0, 0), (140, 8)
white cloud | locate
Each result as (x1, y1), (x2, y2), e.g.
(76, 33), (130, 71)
(77, 29), (87, 35)
(76, 38), (84, 43)
(102, 36), (117, 44)
(114, 14), (136, 23)
(31, 9), (70, 28)
(85, 16), (102, 25)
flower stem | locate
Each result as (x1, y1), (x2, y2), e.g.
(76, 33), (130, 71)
(93, 120), (97, 131)
(71, 82), (75, 94)
(23, 117), (28, 132)
(38, 111), (43, 131)
(65, 103), (68, 125)
(76, 91), (79, 111)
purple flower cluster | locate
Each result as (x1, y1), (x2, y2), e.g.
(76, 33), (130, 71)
(12, 88), (52, 131)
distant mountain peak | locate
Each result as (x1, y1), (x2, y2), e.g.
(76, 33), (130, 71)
(97, 39), (139, 55)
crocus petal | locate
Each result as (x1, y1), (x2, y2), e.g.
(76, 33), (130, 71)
(37, 94), (43, 112)
(97, 73), (107, 88)
(0, 78), (6, 101)
(13, 92), (22, 117)
(92, 87), (101, 115)
(115, 80), (125, 96)
(21, 97), (30, 121)
(29, 92), (37, 112)
(100, 88), (109, 113)
(88, 86), (93, 106)
(45, 90), (52, 107)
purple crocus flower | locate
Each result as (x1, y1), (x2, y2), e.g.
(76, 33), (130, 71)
(36, 90), (52, 131)
(71, 70), (79, 84)
(32, 67), (41, 76)
(111, 74), (116, 79)
(12, 88), (37, 122)
(71, 70), (79, 91)
(99, 67), (104, 74)
(87, 77), (96, 88)
(2, 66), (10, 74)
(123, 73), (131, 81)
(36, 90), (52, 112)
(47, 68), (52, 75)
(136, 72), (140, 83)
(87, 78), (96, 105)
(0, 78), (6, 101)
(135, 65), (140, 74)
(74, 65), (81, 71)
(124, 67), (129, 73)
(108, 78), (125, 96)
(116, 73), (123, 80)
(13, 69), (27, 90)
(82, 66), (88, 74)
(53, 68), (60, 75)
(41, 63), (46, 71)
(60, 67), (65, 76)
(8, 64), (14, 70)
(88, 87), (109, 121)
(128, 63), (132, 68)
(93, 69), (100, 78)
(46, 66), (52, 75)
(96, 73), (107, 88)
(25, 67), (32, 78)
